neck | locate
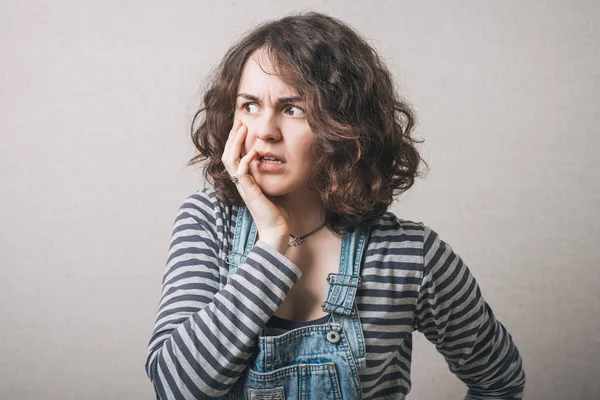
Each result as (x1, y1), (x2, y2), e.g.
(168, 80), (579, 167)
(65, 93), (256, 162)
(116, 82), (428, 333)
(270, 186), (325, 237)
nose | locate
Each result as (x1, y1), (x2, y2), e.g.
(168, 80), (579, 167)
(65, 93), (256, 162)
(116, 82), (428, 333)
(253, 113), (282, 143)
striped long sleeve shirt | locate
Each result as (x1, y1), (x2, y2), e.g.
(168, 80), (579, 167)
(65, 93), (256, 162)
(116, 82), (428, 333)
(144, 187), (525, 399)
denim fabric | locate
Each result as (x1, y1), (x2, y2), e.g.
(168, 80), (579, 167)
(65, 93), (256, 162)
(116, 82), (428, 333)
(224, 206), (371, 399)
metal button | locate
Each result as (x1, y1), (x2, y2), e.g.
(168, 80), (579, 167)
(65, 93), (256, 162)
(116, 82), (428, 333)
(326, 330), (340, 344)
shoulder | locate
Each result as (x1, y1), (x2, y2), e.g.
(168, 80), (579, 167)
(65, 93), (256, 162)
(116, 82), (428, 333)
(368, 212), (447, 259)
(175, 186), (234, 228)
(361, 212), (428, 285)
(183, 185), (220, 206)
(374, 211), (444, 243)
(370, 211), (426, 242)
(176, 186), (216, 215)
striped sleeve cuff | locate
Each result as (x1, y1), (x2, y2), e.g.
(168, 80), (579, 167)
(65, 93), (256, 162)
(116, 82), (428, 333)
(243, 240), (302, 292)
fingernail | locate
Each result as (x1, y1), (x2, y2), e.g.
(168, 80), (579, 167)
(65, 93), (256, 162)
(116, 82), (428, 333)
(237, 124), (245, 133)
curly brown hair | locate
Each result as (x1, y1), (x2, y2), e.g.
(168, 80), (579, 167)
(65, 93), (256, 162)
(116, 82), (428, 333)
(188, 11), (428, 234)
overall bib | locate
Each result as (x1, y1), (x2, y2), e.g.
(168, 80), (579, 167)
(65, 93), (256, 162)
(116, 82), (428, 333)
(223, 205), (371, 400)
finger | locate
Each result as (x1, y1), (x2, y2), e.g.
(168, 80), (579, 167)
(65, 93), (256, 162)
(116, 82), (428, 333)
(233, 123), (248, 164)
(223, 119), (243, 171)
(237, 147), (258, 177)
(230, 119), (242, 138)
(224, 119), (240, 154)
(233, 147), (258, 199)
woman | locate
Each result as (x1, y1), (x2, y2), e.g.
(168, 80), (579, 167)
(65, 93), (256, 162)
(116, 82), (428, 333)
(144, 11), (526, 399)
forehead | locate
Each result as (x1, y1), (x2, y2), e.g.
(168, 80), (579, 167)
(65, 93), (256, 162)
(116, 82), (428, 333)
(237, 49), (299, 98)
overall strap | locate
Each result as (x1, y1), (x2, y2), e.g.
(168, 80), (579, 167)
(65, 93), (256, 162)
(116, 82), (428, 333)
(321, 222), (372, 317)
(225, 205), (258, 282)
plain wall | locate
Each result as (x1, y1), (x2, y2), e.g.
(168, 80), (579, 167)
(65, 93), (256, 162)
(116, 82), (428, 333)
(1, 1), (599, 399)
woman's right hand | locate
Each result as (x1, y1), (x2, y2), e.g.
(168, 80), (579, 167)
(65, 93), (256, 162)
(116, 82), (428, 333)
(221, 119), (291, 254)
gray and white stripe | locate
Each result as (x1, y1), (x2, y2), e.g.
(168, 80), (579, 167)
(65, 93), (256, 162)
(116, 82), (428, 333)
(144, 187), (525, 399)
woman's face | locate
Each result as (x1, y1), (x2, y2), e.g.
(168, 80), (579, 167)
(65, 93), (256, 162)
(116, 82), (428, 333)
(234, 48), (315, 198)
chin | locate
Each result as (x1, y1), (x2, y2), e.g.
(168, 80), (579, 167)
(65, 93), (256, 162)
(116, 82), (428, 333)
(253, 177), (290, 198)
(258, 184), (287, 198)
(250, 166), (302, 197)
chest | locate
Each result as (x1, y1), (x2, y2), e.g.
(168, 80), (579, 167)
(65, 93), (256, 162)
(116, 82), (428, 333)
(274, 234), (343, 321)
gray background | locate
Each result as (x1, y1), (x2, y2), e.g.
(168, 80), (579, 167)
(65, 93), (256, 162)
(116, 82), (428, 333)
(1, 1), (599, 399)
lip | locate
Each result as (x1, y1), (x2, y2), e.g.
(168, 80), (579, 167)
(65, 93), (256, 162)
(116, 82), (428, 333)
(257, 151), (285, 162)
(256, 157), (285, 172)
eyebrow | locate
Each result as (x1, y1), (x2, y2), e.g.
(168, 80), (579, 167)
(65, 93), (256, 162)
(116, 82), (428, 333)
(237, 93), (303, 104)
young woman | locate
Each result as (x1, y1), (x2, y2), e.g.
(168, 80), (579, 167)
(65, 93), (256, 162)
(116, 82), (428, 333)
(144, 11), (526, 400)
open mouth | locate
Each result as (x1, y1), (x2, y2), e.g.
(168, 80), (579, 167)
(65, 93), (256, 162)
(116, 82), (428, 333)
(259, 157), (284, 164)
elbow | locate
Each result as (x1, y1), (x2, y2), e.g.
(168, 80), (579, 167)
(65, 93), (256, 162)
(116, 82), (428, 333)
(466, 345), (526, 399)
(145, 350), (158, 383)
(144, 339), (233, 400)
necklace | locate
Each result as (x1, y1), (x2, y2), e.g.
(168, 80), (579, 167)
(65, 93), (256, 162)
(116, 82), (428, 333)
(288, 222), (326, 247)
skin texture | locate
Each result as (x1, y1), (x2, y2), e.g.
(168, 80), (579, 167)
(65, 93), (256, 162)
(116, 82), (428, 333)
(223, 48), (342, 320)
(233, 48), (326, 238)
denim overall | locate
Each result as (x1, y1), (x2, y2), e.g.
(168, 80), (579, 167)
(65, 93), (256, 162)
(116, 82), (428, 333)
(223, 205), (371, 400)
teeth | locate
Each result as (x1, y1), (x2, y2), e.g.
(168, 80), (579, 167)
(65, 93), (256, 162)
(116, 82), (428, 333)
(260, 157), (282, 163)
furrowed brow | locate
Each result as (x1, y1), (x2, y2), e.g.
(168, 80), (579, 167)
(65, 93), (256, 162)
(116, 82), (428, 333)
(237, 93), (303, 104)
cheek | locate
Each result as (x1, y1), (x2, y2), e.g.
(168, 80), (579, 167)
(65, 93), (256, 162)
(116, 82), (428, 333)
(298, 137), (315, 156)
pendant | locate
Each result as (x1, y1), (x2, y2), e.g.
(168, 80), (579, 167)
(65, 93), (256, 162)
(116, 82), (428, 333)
(288, 236), (303, 246)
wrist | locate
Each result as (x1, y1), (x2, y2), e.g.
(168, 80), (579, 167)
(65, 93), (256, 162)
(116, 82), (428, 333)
(259, 236), (289, 255)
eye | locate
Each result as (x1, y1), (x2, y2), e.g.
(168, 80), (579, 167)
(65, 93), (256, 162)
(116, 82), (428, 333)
(242, 103), (260, 114)
(284, 105), (306, 117)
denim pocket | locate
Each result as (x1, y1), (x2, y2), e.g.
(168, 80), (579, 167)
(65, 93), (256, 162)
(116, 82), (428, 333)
(231, 362), (343, 400)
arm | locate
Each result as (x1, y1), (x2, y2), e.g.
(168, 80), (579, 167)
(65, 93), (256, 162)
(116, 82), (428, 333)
(414, 226), (526, 399)
(144, 189), (302, 399)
